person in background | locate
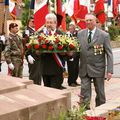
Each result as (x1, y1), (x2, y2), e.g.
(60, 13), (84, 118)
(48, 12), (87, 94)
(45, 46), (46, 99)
(77, 13), (113, 109)
(0, 33), (6, 72)
(96, 18), (102, 29)
(40, 13), (66, 89)
(66, 22), (80, 87)
(4, 23), (24, 78)
(23, 17), (42, 85)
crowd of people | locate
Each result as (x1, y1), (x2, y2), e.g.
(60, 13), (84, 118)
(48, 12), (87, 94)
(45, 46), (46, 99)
(0, 13), (113, 110)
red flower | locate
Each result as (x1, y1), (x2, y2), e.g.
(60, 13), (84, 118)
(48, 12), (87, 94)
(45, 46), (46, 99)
(45, 40), (49, 44)
(48, 45), (54, 50)
(34, 44), (40, 49)
(26, 44), (31, 49)
(54, 33), (57, 36)
(69, 44), (75, 49)
(55, 38), (60, 43)
(58, 45), (63, 50)
(42, 44), (47, 49)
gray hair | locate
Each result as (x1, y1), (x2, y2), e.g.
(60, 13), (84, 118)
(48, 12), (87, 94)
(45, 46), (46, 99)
(45, 13), (57, 21)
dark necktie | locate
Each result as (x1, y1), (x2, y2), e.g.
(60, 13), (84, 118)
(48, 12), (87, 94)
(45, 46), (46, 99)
(88, 31), (92, 43)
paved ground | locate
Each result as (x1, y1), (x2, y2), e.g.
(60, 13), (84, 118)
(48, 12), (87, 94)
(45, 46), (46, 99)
(62, 77), (120, 109)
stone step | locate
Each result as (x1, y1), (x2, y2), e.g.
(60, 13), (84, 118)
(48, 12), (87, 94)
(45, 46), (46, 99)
(0, 75), (71, 120)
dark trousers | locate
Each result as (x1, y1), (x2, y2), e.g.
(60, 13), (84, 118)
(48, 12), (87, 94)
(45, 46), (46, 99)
(67, 56), (79, 85)
(42, 73), (63, 89)
(28, 60), (41, 85)
(80, 75), (106, 108)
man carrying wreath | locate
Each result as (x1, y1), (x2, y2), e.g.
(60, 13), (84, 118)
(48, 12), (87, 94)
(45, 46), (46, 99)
(39, 13), (67, 89)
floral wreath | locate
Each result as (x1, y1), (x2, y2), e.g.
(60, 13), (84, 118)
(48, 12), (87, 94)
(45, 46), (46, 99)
(26, 32), (80, 53)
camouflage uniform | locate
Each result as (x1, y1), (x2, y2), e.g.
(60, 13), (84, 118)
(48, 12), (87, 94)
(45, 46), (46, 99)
(4, 33), (24, 78)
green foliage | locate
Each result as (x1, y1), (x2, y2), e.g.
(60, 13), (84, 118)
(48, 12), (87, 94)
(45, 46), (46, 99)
(20, 0), (33, 30)
(108, 25), (120, 41)
(48, 105), (87, 120)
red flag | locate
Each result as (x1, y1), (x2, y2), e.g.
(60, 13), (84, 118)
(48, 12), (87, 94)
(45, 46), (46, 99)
(34, 0), (49, 31)
(74, 0), (80, 18)
(75, 0), (90, 29)
(94, 0), (106, 24)
(61, 5), (66, 32)
(113, 0), (119, 17)
(56, 0), (63, 27)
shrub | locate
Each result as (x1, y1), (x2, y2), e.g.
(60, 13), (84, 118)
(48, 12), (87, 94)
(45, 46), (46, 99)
(108, 25), (120, 41)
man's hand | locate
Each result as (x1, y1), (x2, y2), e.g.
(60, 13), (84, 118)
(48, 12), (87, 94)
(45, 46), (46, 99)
(8, 63), (14, 70)
(28, 55), (35, 64)
(106, 72), (112, 81)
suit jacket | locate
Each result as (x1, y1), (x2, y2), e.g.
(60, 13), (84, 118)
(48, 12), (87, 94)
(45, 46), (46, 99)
(77, 28), (113, 77)
(40, 29), (65, 75)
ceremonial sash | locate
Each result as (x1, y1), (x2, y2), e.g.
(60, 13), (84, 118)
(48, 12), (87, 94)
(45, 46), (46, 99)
(52, 53), (64, 68)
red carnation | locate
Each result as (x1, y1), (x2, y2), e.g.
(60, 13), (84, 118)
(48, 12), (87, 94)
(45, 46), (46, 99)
(69, 44), (75, 49)
(34, 44), (40, 49)
(55, 38), (60, 43)
(48, 45), (54, 50)
(45, 40), (49, 44)
(42, 44), (47, 49)
(27, 44), (31, 49)
(58, 45), (63, 50)
(54, 33), (57, 36)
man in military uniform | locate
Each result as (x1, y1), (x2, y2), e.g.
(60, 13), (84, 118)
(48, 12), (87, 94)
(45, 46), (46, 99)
(23, 17), (42, 85)
(77, 13), (113, 109)
(4, 23), (24, 78)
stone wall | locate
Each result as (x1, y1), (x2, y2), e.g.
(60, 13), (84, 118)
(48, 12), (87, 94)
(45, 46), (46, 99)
(0, 74), (71, 120)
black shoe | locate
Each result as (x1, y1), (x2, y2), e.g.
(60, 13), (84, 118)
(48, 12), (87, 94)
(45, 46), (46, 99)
(69, 83), (77, 87)
(60, 86), (67, 90)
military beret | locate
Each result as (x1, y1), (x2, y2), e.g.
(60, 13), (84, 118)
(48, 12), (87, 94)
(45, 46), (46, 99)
(9, 23), (18, 30)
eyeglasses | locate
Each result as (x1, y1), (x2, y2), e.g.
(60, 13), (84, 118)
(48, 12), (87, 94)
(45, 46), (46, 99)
(85, 19), (94, 22)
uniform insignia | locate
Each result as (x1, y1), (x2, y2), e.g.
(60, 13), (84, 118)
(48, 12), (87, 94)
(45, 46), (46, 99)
(93, 44), (104, 55)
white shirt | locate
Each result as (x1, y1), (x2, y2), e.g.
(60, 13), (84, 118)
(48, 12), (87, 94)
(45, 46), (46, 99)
(88, 27), (96, 40)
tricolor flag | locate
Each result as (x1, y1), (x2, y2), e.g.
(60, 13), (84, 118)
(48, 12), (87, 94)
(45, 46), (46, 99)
(34, 0), (49, 31)
(94, 0), (106, 24)
(66, 0), (78, 23)
(9, 0), (16, 20)
(5, 0), (9, 5)
(66, 0), (90, 29)
(76, 0), (90, 29)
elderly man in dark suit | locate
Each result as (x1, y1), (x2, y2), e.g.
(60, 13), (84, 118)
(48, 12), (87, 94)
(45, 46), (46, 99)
(40, 13), (66, 89)
(77, 13), (113, 109)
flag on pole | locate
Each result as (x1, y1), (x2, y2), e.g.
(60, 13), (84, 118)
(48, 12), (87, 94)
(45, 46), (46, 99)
(94, 0), (106, 24)
(66, 0), (89, 29)
(55, 0), (63, 27)
(113, 0), (119, 17)
(5, 0), (9, 5)
(66, 0), (77, 22)
(76, 0), (90, 29)
(61, 4), (66, 32)
(34, 0), (49, 31)
(108, 0), (111, 5)
(9, 0), (16, 20)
